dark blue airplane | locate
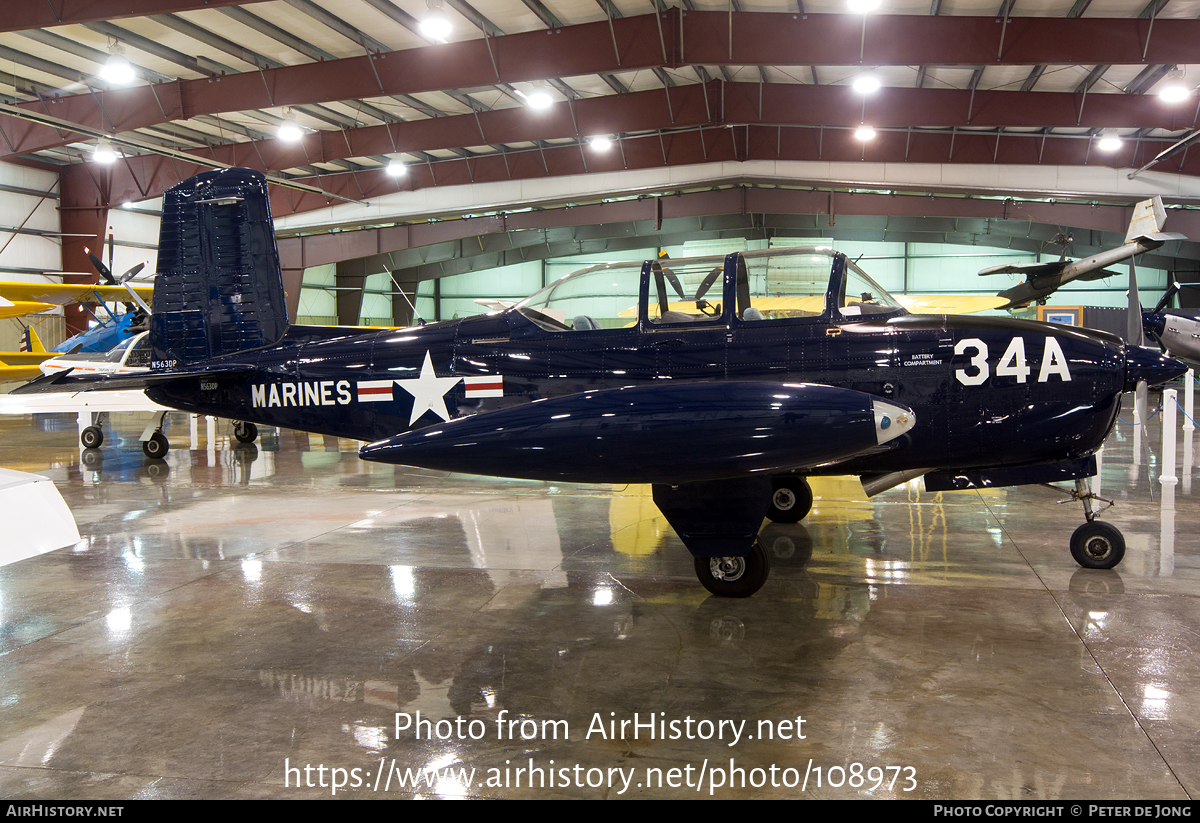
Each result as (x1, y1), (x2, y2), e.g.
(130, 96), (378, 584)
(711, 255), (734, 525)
(17, 169), (1187, 596)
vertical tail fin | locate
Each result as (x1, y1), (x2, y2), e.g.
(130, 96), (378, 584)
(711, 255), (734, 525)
(1125, 196), (1168, 244)
(149, 168), (288, 367)
(24, 327), (44, 353)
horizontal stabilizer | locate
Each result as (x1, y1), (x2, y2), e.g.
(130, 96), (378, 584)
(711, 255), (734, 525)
(360, 382), (915, 484)
(9, 362), (255, 395)
(978, 260), (1068, 277)
(1130, 231), (1187, 247)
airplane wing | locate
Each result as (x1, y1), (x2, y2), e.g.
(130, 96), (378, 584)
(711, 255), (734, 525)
(895, 294), (1009, 314)
(0, 352), (54, 366)
(0, 363), (48, 382)
(978, 260), (1069, 277)
(0, 282), (155, 317)
(0, 388), (170, 415)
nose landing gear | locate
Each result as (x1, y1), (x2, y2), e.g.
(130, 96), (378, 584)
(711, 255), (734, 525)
(1062, 477), (1124, 570)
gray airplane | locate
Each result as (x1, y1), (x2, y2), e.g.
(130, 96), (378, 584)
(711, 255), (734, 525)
(981, 197), (1186, 310)
(1143, 284), (1200, 366)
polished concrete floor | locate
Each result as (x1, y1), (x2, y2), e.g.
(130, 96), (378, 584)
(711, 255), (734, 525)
(0, 401), (1197, 800)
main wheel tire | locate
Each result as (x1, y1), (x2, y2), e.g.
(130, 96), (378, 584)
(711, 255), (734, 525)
(142, 431), (169, 460)
(233, 421), (258, 443)
(767, 476), (813, 523)
(1070, 521), (1126, 570)
(694, 540), (770, 598)
(80, 426), (103, 449)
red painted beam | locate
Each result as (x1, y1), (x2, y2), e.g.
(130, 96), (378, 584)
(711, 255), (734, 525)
(11, 80), (1196, 173)
(58, 163), (112, 335)
(0, 0), (271, 33)
(7, 13), (1200, 160)
(81, 121), (1200, 219)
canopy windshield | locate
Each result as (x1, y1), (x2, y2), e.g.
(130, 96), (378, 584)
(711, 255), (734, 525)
(513, 247), (905, 331)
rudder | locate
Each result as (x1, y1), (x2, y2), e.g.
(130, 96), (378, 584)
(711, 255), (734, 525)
(149, 168), (288, 367)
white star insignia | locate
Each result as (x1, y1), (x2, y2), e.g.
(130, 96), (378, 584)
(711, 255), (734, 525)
(394, 350), (462, 425)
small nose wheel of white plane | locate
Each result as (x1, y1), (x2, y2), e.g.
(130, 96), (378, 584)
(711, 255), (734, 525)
(1064, 478), (1124, 570)
(694, 540), (770, 598)
(142, 431), (169, 460)
(80, 425), (103, 449)
(767, 476), (813, 523)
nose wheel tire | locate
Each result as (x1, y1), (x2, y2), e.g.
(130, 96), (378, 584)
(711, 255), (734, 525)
(694, 540), (770, 598)
(142, 431), (169, 460)
(767, 476), (812, 523)
(1070, 521), (1125, 570)
(80, 426), (103, 449)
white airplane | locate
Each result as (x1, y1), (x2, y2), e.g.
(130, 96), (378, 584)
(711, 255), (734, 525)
(38, 330), (152, 377)
(3, 331), (258, 457)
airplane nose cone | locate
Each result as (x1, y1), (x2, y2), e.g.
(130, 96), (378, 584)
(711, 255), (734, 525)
(1125, 344), (1187, 390)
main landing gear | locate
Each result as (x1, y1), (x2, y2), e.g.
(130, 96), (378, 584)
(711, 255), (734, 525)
(767, 476), (813, 523)
(652, 476), (775, 598)
(1062, 477), (1125, 570)
(141, 412), (170, 459)
(694, 540), (771, 598)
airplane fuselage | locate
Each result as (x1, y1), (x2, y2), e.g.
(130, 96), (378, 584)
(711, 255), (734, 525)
(147, 307), (1132, 483)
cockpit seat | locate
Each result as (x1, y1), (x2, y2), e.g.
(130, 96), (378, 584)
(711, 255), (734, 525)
(572, 315), (601, 331)
(742, 307), (764, 321)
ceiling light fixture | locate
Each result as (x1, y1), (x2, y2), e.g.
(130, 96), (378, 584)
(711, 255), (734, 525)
(385, 158), (407, 177)
(100, 50), (134, 85)
(852, 75), (881, 94)
(419, 0), (452, 41)
(526, 85), (553, 110)
(847, 0), (881, 12)
(589, 135), (613, 151)
(1159, 68), (1191, 104)
(277, 112), (303, 142)
(92, 141), (117, 164)
(854, 125), (876, 141)
(1096, 131), (1123, 153)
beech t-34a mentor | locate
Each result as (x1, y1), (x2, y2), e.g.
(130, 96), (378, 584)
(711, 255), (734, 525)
(16, 169), (1186, 596)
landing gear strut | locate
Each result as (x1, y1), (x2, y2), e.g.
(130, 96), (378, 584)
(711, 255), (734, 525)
(1063, 478), (1125, 569)
(141, 411), (170, 460)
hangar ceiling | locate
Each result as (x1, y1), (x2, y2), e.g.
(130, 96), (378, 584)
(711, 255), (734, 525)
(4, 0), (1200, 218)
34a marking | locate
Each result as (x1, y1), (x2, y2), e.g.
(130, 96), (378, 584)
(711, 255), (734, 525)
(954, 337), (1071, 386)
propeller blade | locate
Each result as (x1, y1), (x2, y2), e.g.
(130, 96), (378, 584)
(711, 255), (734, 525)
(694, 265), (722, 301)
(119, 262), (145, 283)
(85, 249), (117, 285)
(1127, 257), (1144, 346)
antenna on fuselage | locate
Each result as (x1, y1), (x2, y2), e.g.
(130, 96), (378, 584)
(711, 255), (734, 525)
(389, 271), (425, 326)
